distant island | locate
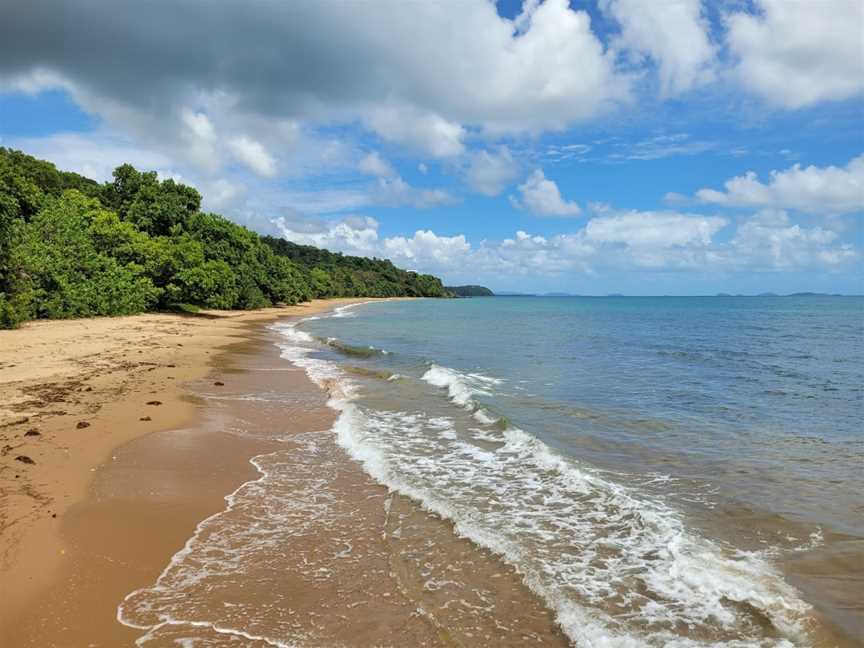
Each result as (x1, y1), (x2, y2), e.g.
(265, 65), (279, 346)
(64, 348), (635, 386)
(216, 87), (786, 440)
(446, 285), (495, 297)
(715, 292), (846, 297)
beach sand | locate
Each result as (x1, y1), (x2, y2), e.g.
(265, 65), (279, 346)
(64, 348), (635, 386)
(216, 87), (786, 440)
(0, 299), (385, 645)
(1, 297), (571, 647)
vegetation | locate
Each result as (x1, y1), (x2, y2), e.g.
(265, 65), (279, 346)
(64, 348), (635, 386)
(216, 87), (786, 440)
(263, 237), (450, 299)
(0, 148), (450, 328)
(446, 285), (494, 297)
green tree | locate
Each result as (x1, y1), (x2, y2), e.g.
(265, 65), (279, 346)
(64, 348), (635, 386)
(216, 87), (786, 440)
(167, 260), (238, 309)
(19, 191), (159, 319)
(102, 164), (201, 236)
(309, 267), (334, 297)
(0, 152), (451, 329)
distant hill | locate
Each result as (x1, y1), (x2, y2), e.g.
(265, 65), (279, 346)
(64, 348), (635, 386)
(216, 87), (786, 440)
(714, 292), (845, 297)
(446, 285), (494, 297)
(787, 292), (842, 297)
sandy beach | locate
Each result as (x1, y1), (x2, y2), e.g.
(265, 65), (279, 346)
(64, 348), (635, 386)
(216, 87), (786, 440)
(0, 299), (385, 645)
(2, 297), (857, 647)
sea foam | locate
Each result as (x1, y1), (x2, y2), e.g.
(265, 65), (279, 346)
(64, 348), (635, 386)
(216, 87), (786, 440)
(273, 319), (814, 647)
(421, 363), (502, 409)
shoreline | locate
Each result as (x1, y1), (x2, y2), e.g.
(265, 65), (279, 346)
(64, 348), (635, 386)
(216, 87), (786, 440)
(0, 298), (395, 643)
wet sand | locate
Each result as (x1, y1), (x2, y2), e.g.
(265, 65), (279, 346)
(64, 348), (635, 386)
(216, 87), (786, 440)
(0, 299), (395, 645)
(111, 323), (567, 646)
(1, 303), (569, 647)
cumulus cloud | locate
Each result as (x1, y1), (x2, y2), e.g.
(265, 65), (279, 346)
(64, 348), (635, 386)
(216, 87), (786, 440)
(271, 205), (852, 281)
(466, 147), (520, 196)
(367, 108), (466, 158)
(579, 209), (728, 269)
(727, 210), (856, 270)
(358, 151), (395, 178)
(601, 0), (715, 95)
(512, 169), (581, 217)
(5, 131), (173, 182)
(726, 0), (864, 108)
(372, 175), (457, 208)
(228, 136), (278, 177)
(696, 155), (864, 214)
(356, 151), (455, 208)
(198, 178), (248, 213)
(275, 215), (382, 255)
(585, 210), (726, 248)
(0, 0), (629, 162)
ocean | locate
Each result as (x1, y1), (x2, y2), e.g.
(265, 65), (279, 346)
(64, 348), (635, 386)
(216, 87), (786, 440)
(120, 296), (863, 646)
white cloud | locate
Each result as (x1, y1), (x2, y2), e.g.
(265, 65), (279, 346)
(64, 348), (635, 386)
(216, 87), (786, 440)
(181, 109), (215, 141)
(601, 0), (715, 95)
(0, 0), (629, 161)
(726, 0), (864, 108)
(367, 107), (466, 158)
(6, 131), (173, 183)
(271, 205), (855, 282)
(662, 191), (690, 206)
(545, 143), (592, 163)
(383, 230), (472, 267)
(696, 155), (864, 214)
(357, 151), (456, 208)
(512, 169), (581, 217)
(466, 147), (520, 196)
(271, 188), (372, 215)
(727, 209), (856, 269)
(275, 215), (382, 255)
(373, 175), (456, 208)
(358, 151), (395, 177)
(228, 136), (278, 177)
(416, 188), (456, 208)
(585, 210), (727, 248)
(577, 208), (728, 269)
(179, 109), (222, 174)
(199, 178), (247, 213)
(611, 133), (715, 161)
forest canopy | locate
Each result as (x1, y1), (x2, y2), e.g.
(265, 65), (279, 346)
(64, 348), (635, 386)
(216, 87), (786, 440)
(0, 148), (450, 328)
(446, 285), (494, 297)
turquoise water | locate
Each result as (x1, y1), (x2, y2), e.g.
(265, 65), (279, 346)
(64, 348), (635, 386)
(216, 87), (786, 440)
(293, 296), (863, 645)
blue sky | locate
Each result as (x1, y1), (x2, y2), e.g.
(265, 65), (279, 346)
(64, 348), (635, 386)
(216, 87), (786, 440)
(1, 0), (862, 294)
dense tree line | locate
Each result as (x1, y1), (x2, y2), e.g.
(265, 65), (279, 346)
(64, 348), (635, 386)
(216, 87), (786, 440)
(263, 237), (451, 298)
(0, 148), (450, 328)
(446, 285), (494, 297)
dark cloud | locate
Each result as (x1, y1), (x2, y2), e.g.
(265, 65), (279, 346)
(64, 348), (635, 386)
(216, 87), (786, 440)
(1, 0), (628, 157)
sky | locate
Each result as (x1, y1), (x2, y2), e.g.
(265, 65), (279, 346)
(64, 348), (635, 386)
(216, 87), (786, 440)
(0, 0), (862, 295)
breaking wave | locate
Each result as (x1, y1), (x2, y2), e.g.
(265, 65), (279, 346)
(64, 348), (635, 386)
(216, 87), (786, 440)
(271, 319), (814, 647)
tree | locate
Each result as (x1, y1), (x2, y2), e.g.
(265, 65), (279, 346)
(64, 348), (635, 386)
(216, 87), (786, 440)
(19, 191), (159, 319)
(167, 260), (238, 309)
(0, 152), (451, 329)
(102, 165), (201, 236)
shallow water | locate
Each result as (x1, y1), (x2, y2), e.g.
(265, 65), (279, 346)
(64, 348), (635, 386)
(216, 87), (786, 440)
(121, 297), (864, 646)
(297, 297), (863, 645)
